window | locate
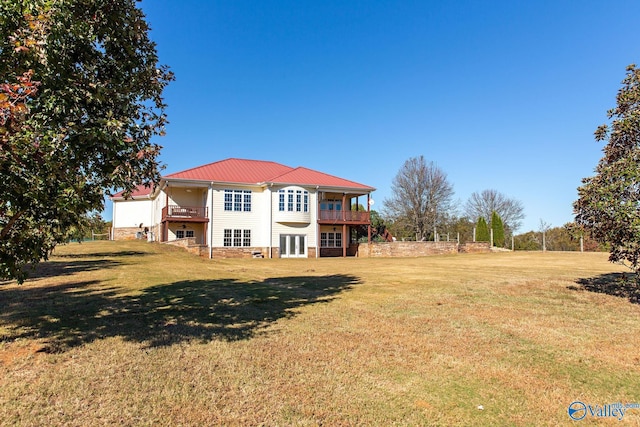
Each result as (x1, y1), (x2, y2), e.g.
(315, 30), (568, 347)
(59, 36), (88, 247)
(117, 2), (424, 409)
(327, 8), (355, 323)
(279, 188), (309, 212)
(320, 232), (342, 247)
(176, 229), (195, 239)
(320, 200), (341, 211)
(224, 229), (251, 247)
(224, 189), (251, 212)
(234, 192), (242, 212)
(243, 191), (251, 211)
(287, 190), (294, 211)
(224, 190), (233, 211)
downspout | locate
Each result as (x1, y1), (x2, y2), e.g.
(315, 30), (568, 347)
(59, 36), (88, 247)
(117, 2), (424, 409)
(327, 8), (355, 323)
(111, 198), (116, 240)
(149, 193), (154, 242)
(209, 182), (214, 259)
(268, 183), (273, 259)
(342, 193), (347, 257)
(315, 186), (320, 258)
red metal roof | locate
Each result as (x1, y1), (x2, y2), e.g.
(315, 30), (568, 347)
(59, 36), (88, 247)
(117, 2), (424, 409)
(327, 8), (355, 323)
(164, 158), (375, 191)
(111, 184), (154, 199)
(165, 158), (292, 184)
(270, 167), (374, 190)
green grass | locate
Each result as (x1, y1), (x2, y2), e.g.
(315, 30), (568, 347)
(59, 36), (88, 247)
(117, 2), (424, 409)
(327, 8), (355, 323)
(1, 241), (639, 426)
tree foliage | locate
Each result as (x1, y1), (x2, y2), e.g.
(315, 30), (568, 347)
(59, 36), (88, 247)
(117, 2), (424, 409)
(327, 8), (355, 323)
(491, 211), (505, 247)
(0, 0), (173, 282)
(465, 189), (525, 234)
(514, 224), (607, 252)
(574, 64), (640, 272)
(475, 216), (490, 242)
(383, 156), (454, 241)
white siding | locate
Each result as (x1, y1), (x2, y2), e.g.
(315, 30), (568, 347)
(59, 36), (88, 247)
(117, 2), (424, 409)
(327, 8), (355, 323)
(113, 199), (152, 228)
(270, 186), (318, 256)
(210, 186), (268, 247)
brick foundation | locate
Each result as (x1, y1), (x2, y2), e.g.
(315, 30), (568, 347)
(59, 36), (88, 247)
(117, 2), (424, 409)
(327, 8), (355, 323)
(211, 247), (268, 259)
(113, 227), (148, 240)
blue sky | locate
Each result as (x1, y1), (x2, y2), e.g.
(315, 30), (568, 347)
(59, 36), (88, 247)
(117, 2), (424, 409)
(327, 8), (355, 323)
(109, 0), (639, 232)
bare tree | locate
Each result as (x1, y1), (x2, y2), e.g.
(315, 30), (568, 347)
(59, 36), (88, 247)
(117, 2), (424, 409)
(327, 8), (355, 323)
(464, 189), (525, 233)
(383, 156), (454, 241)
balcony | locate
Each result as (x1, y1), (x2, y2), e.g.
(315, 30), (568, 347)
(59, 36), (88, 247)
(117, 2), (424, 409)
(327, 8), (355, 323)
(162, 205), (209, 222)
(318, 210), (370, 224)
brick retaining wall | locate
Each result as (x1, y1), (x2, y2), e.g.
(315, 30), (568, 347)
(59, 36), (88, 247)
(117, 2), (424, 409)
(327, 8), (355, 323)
(358, 241), (459, 258)
(458, 242), (491, 253)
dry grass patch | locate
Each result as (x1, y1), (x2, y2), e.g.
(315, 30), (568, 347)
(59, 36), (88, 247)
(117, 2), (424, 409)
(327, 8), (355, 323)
(1, 242), (640, 426)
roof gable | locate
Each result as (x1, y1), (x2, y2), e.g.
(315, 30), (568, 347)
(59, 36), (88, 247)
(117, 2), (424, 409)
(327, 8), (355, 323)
(269, 167), (374, 190)
(111, 184), (154, 200)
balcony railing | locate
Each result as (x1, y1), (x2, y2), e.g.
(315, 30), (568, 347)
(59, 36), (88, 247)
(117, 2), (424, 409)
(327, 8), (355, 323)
(162, 205), (208, 219)
(319, 210), (370, 223)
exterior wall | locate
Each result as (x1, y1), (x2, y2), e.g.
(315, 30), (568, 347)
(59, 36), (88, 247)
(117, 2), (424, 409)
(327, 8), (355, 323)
(112, 198), (152, 240)
(358, 241), (459, 258)
(150, 192), (166, 242)
(318, 224), (351, 257)
(113, 226), (148, 240)
(166, 186), (208, 208)
(269, 185), (318, 258)
(210, 185), (268, 248)
(167, 222), (206, 245)
(113, 199), (152, 228)
(212, 247), (269, 258)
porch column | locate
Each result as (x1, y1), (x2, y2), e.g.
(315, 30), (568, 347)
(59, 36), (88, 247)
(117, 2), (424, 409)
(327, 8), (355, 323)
(342, 193), (347, 221)
(367, 193), (372, 244)
(343, 223), (347, 257)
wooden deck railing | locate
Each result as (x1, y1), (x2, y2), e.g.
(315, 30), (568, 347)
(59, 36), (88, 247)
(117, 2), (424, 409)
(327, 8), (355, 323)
(318, 210), (370, 223)
(162, 205), (208, 219)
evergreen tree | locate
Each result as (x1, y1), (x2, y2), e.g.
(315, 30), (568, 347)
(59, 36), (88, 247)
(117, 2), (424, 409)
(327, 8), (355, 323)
(476, 216), (490, 242)
(491, 211), (505, 247)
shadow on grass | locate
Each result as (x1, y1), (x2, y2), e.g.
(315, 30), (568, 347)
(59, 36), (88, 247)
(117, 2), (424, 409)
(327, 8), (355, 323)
(0, 274), (359, 352)
(54, 251), (149, 259)
(25, 259), (124, 280)
(572, 272), (640, 304)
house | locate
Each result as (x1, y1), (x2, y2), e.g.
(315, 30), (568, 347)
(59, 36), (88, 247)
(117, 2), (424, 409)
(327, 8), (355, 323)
(110, 158), (375, 258)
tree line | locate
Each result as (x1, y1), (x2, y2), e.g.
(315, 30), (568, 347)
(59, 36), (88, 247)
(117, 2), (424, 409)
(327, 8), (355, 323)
(380, 155), (525, 245)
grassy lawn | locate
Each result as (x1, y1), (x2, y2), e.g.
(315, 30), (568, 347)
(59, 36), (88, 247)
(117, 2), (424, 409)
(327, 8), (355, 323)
(1, 241), (639, 426)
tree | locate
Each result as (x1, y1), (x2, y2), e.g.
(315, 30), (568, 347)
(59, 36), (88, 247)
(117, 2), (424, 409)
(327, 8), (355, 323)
(447, 216), (475, 243)
(574, 64), (640, 273)
(491, 211), (505, 247)
(0, 1), (173, 282)
(464, 189), (525, 234)
(383, 156), (454, 241)
(475, 216), (490, 242)
(67, 212), (107, 242)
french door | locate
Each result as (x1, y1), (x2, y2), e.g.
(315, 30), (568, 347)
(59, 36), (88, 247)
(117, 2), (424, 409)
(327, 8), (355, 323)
(279, 234), (306, 258)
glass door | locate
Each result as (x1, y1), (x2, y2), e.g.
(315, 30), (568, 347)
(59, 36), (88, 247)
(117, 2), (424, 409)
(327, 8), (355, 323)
(280, 234), (306, 258)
